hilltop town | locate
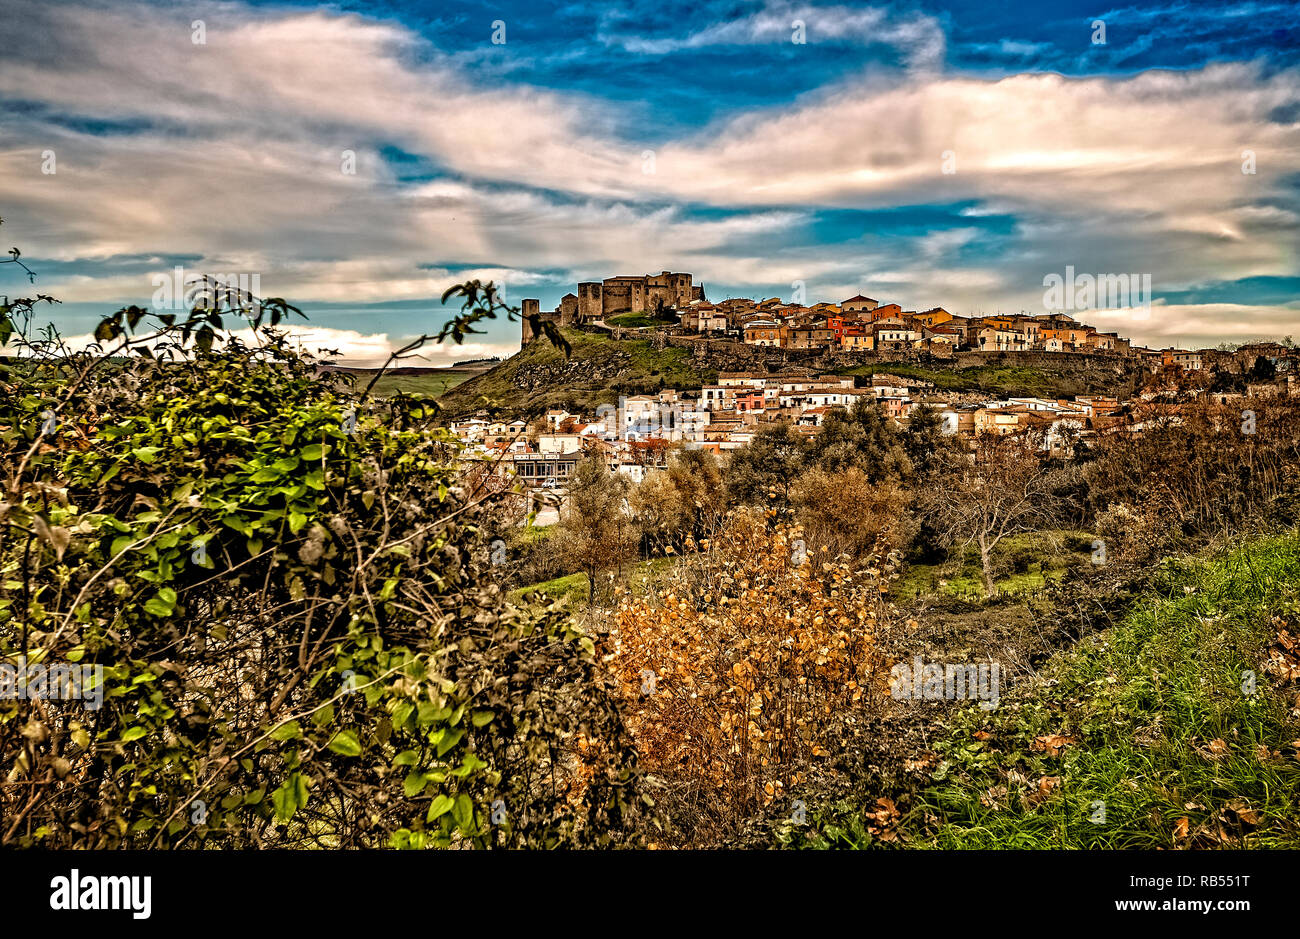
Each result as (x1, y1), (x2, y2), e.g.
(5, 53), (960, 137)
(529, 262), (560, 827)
(525, 269), (1173, 361)
(447, 271), (1298, 487)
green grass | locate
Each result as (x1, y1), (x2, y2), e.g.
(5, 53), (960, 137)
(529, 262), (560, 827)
(792, 529), (1300, 848)
(508, 571), (591, 607)
(326, 367), (486, 400)
(606, 314), (666, 328)
(354, 370), (479, 398)
(834, 361), (1130, 399)
(896, 530), (1095, 601)
(507, 555), (678, 607)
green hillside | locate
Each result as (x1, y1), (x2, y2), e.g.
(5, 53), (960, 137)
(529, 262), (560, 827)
(437, 328), (714, 418)
(835, 359), (1142, 399)
(783, 530), (1300, 849)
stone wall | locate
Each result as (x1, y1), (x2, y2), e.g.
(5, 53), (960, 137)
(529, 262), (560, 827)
(663, 335), (1145, 396)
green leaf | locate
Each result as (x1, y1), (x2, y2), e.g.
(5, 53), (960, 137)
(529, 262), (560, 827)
(403, 770), (429, 798)
(272, 781), (298, 822)
(269, 720), (302, 742)
(435, 727), (464, 757)
(452, 793), (474, 832)
(120, 726), (147, 743)
(427, 794), (454, 821)
(299, 443), (324, 461)
(143, 595), (174, 617)
(326, 729), (361, 757)
(131, 446), (161, 464)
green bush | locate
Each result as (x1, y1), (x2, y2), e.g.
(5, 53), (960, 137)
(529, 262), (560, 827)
(0, 282), (642, 848)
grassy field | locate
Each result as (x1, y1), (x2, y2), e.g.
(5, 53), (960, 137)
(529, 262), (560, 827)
(787, 529), (1300, 848)
(508, 554), (677, 607)
(606, 313), (668, 329)
(896, 530), (1097, 601)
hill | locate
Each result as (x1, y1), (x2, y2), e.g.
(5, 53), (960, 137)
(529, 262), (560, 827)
(437, 329), (712, 418)
(435, 329), (1148, 419)
(323, 363), (490, 398)
(781, 529), (1300, 849)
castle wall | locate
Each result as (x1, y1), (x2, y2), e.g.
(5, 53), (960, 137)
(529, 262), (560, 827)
(602, 276), (647, 316)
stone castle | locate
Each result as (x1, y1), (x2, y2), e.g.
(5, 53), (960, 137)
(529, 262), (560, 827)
(521, 271), (701, 344)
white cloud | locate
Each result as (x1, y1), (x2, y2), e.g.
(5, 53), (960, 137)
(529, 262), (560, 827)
(600, 2), (946, 70)
(0, 0), (1295, 352)
(47, 322), (515, 367)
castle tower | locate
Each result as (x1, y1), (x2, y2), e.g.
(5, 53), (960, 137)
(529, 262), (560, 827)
(559, 293), (578, 327)
(520, 298), (540, 345)
(577, 283), (603, 322)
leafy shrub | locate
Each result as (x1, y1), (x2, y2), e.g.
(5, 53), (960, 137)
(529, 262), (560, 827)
(0, 283), (641, 848)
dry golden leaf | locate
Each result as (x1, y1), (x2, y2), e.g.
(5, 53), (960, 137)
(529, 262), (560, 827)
(1173, 817), (1190, 840)
(1024, 775), (1061, 806)
(1207, 738), (1229, 757)
(1032, 733), (1078, 757)
(1223, 799), (1260, 827)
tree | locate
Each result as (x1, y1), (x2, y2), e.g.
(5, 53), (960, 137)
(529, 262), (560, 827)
(1249, 355), (1277, 382)
(608, 509), (890, 844)
(664, 447), (726, 539)
(792, 466), (914, 560)
(553, 457), (639, 602)
(726, 422), (809, 507)
(921, 431), (1064, 597)
(632, 447), (726, 554)
(813, 398), (911, 481)
(899, 401), (963, 481)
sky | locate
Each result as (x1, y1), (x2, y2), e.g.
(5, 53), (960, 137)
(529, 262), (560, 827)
(0, 0), (1297, 365)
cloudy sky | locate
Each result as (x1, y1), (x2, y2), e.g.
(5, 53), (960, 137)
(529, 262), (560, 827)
(0, 0), (1296, 364)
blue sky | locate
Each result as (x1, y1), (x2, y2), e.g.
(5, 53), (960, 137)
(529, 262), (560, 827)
(0, 0), (1296, 363)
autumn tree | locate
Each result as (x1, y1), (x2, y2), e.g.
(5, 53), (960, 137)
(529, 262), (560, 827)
(607, 509), (892, 844)
(792, 465), (914, 561)
(631, 447), (726, 554)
